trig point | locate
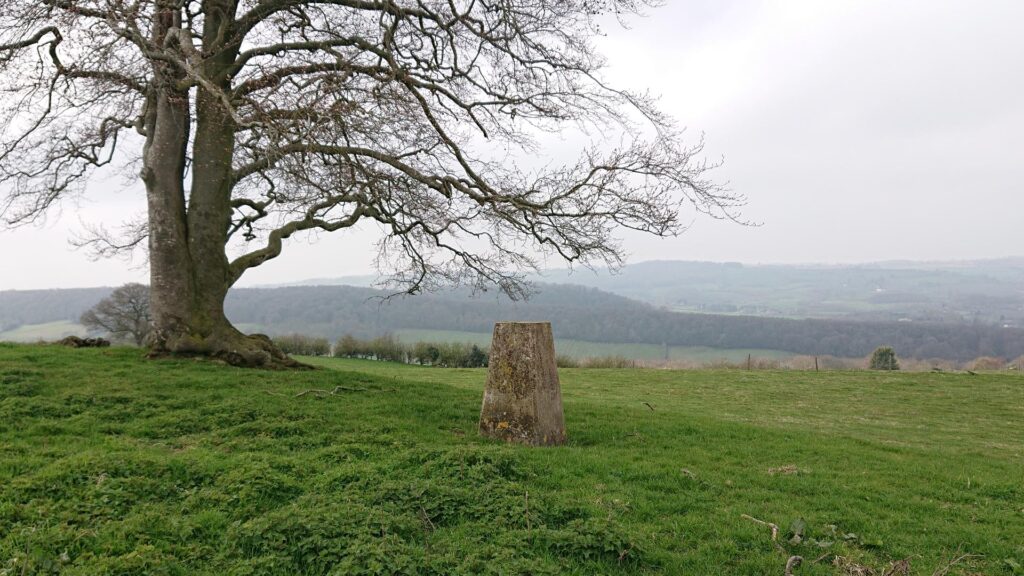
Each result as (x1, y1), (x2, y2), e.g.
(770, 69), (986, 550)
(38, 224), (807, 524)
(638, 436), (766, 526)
(479, 322), (567, 446)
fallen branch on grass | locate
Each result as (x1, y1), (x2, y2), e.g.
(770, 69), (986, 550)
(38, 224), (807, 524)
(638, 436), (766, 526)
(295, 386), (368, 397)
(741, 514), (786, 554)
(741, 514), (780, 541)
(931, 552), (979, 576)
(784, 555), (803, 576)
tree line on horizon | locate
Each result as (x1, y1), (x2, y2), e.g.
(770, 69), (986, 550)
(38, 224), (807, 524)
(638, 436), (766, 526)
(221, 285), (1024, 362)
(4, 283), (1023, 363)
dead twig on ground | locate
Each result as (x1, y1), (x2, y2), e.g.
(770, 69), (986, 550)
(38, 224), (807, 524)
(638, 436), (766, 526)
(784, 555), (803, 575)
(418, 506), (436, 532)
(741, 514), (780, 541)
(295, 385), (368, 397)
(767, 464), (802, 475)
(882, 558), (911, 576)
(742, 513), (786, 553)
(931, 552), (980, 576)
(525, 491), (531, 532)
(618, 544), (633, 563)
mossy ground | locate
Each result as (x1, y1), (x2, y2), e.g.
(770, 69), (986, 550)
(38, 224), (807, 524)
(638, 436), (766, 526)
(1, 343), (1022, 575)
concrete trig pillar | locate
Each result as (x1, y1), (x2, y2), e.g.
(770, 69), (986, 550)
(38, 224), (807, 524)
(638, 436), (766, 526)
(479, 322), (566, 446)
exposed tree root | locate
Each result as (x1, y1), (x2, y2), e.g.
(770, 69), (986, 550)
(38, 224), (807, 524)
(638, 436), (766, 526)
(149, 328), (312, 370)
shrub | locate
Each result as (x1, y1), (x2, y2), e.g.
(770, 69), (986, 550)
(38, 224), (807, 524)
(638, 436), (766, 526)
(969, 356), (1006, 371)
(275, 334), (330, 356)
(467, 344), (489, 368)
(331, 335), (488, 367)
(368, 334), (406, 363)
(435, 342), (489, 368)
(555, 354), (579, 368)
(868, 346), (900, 370)
(580, 355), (636, 369)
(333, 334), (363, 358)
(410, 341), (441, 365)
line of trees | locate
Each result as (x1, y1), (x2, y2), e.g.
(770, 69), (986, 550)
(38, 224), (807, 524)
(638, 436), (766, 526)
(334, 334), (490, 368)
(222, 285), (1024, 362)
(285, 332), (640, 369)
(9, 283), (1024, 362)
(270, 332), (491, 368)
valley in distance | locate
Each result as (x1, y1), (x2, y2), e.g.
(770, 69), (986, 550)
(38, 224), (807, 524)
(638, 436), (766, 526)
(4, 257), (1024, 369)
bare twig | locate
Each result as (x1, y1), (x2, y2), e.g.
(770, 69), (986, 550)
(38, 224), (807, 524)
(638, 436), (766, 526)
(931, 552), (979, 576)
(418, 506), (436, 532)
(784, 555), (803, 576)
(812, 552), (833, 564)
(295, 386), (368, 397)
(883, 558), (911, 576)
(643, 402), (655, 411)
(741, 514), (780, 541)
(618, 544), (633, 563)
(742, 514), (785, 553)
(525, 491), (531, 532)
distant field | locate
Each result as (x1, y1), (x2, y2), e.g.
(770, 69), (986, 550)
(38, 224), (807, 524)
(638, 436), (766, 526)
(0, 320), (85, 342)
(394, 328), (794, 362)
(1, 344), (1020, 574)
(0, 322), (794, 362)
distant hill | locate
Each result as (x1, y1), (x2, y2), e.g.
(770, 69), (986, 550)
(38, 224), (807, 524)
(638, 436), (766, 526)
(6, 283), (1022, 362)
(533, 258), (1024, 325)
(223, 284), (1024, 361)
(0, 287), (111, 332)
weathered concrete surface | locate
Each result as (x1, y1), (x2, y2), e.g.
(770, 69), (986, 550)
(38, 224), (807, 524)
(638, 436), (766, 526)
(479, 322), (566, 446)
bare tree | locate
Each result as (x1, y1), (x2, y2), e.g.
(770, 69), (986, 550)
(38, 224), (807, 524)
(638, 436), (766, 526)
(1, 0), (744, 367)
(80, 283), (152, 345)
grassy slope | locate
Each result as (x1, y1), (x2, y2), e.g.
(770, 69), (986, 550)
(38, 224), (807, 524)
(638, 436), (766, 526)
(0, 321), (85, 342)
(392, 328), (794, 362)
(0, 345), (1021, 575)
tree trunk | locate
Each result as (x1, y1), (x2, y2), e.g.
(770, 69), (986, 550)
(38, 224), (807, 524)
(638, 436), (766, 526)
(141, 1), (301, 369)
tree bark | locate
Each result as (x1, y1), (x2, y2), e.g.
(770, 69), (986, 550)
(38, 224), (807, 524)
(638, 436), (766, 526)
(141, 1), (301, 368)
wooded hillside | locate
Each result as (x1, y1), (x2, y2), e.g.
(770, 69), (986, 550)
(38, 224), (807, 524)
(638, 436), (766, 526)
(5, 284), (1022, 361)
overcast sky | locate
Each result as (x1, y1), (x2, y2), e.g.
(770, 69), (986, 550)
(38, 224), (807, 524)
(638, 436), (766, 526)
(2, 0), (1022, 290)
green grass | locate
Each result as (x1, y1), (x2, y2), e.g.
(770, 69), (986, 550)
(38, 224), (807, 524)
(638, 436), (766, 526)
(0, 321), (85, 342)
(1, 344), (1022, 575)
(393, 329), (793, 362)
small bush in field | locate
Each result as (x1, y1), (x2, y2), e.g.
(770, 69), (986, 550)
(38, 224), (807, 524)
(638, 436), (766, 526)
(435, 342), (489, 367)
(555, 355), (580, 368)
(970, 356), (1006, 371)
(581, 355), (636, 369)
(369, 334), (406, 363)
(275, 334), (330, 356)
(869, 346), (900, 370)
(411, 341), (441, 365)
(333, 334), (363, 358)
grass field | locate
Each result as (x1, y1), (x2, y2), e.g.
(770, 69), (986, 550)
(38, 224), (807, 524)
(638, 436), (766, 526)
(0, 321), (85, 342)
(393, 329), (794, 362)
(1, 344), (1022, 575)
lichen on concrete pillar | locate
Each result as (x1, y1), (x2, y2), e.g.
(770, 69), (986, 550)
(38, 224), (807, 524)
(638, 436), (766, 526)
(479, 321), (567, 446)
